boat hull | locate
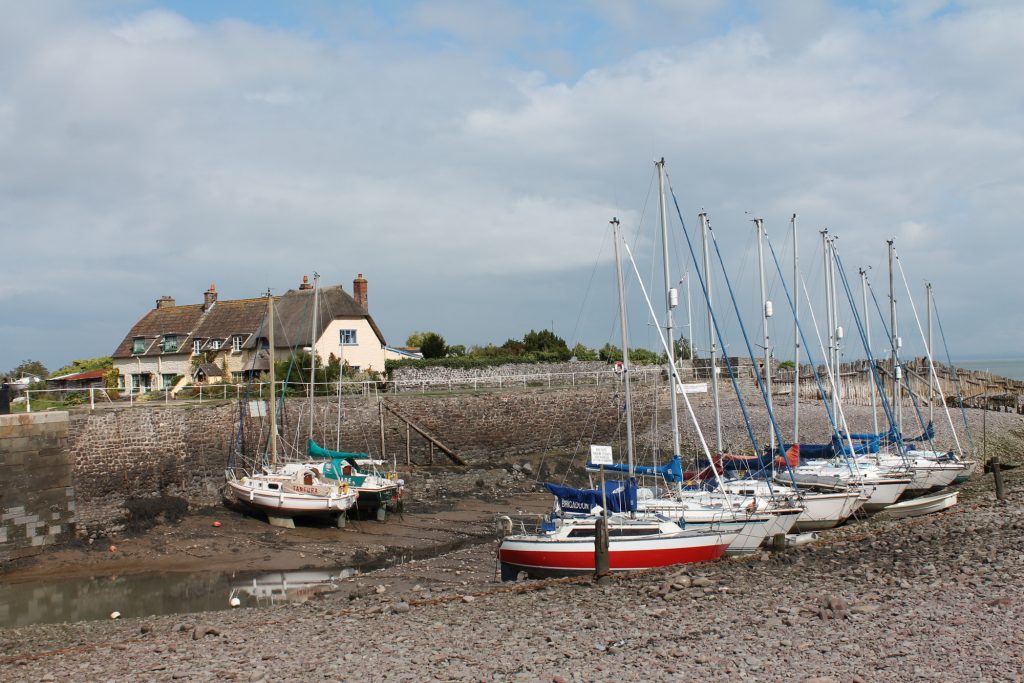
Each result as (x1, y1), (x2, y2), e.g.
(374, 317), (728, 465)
(792, 491), (864, 532)
(498, 532), (732, 580)
(226, 478), (358, 519)
(883, 490), (959, 519)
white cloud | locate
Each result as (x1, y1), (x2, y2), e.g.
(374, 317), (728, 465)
(0, 1), (1021, 371)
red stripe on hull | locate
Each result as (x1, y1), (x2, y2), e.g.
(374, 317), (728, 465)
(499, 542), (729, 573)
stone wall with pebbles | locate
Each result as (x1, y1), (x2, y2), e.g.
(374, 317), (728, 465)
(0, 412), (75, 561)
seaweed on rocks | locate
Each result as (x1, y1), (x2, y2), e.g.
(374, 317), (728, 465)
(123, 496), (189, 533)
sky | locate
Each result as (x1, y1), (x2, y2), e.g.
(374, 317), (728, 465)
(1, 0), (1022, 375)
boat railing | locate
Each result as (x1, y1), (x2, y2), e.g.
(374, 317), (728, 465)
(495, 513), (548, 538)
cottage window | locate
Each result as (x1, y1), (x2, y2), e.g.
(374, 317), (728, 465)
(162, 374), (175, 389)
(232, 335), (244, 352)
(193, 340), (202, 355)
(133, 337), (146, 354)
(211, 340), (221, 350)
(340, 329), (357, 346)
(163, 335), (179, 353)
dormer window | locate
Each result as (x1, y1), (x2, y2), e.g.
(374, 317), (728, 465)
(211, 340), (221, 350)
(133, 337), (146, 354)
(256, 337), (269, 350)
(232, 335), (244, 352)
(193, 340), (202, 356)
(162, 335), (179, 353)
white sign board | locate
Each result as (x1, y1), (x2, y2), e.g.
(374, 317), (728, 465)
(590, 444), (614, 465)
(675, 382), (708, 394)
(248, 400), (267, 417)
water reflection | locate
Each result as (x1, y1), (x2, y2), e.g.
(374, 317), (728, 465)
(229, 569), (357, 608)
(0, 568), (359, 629)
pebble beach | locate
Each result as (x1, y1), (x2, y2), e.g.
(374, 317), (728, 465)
(1, 405), (1021, 682)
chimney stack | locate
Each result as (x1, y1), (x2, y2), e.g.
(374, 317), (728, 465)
(299, 275), (313, 290)
(203, 283), (218, 310)
(156, 296), (176, 309)
(353, 273), (368, 310)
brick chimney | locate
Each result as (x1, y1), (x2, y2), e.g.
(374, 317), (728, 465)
(299, 275), (313, 290)
(353, 273), (368, 310)
(156, 296), (175, 309)
(203, 283), (217, 310)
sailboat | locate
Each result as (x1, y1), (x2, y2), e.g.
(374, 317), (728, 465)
(496, 217), (736, 581)
(225, 289), (358, 528)
(305, 439), (403, 518)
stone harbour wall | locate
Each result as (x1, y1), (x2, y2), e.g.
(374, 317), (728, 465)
(0, 412), (76, 562)
(67, 404), (237, 532)
(57, 381), (662, 533)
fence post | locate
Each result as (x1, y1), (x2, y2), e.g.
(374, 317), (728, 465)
(165, 386), (169, 404)
(224, 384), (227, 400)
(89, 387), (95, 411)
(26, 390), (32, 413)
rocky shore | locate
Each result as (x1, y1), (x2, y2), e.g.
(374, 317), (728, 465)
(1, 404), (1021, 682)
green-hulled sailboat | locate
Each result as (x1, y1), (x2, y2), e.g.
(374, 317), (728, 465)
(307, 439), (404, 519)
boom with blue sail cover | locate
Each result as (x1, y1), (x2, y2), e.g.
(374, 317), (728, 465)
(543, 479), (638, 514)
(585, 455), (684, 483)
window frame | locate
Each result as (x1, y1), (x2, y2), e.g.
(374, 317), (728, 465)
(339, 329), (357, 346)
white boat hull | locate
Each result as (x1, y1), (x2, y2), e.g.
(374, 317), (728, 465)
(883, 490), (959, 519)
(226, 476), (358, 519)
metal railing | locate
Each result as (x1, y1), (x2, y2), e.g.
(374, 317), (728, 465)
(13, 367), (668, 412)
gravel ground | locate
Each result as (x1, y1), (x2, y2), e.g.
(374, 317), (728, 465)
(1, 404), (1021, 682)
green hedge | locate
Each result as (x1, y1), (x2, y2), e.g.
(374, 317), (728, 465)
(385, 354), (600, 376)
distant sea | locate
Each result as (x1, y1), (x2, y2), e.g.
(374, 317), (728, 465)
(954, 358), (1024, 381)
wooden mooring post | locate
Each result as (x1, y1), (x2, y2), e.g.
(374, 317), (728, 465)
(991, 456), (1005, 501)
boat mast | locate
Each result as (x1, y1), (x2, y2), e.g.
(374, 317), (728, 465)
(267, 289), (278, 469)
(611, 218), (635, 478)
(861, 268), (879, 435)
(927, 281), (934, 427)
(754, 217), (774, 451)
(820, 230), (834, 415)
(792, 214), (799, 446)
(700, 212), (723, 454)
(656, 159), (683, 468)
(888, 239), (901, 431)
(309, 272), (320, 444)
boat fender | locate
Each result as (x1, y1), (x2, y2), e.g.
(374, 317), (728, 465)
(496, 515), (513, 538)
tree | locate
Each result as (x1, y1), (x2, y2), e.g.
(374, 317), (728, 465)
(500, 338), (526, 355)
(674, 335), (692, 361)
(599, 344), (622, 362)
(570, 343), (598, 361)
(9, 359), (48, 379)
(446, 344), (466, 357)
(420, 332), (447, 359)
(405, 331), (429, 348)
(51, 356), (112, 377)
(630, 348), (663, 365)
(522, 329), (570, 360)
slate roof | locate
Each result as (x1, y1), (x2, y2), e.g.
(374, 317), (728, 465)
(193, 363), (224, 378)
(112, 284), (386, 359)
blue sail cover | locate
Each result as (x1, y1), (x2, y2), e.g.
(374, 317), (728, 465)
(543, 479), (638, 514)
(585, 455), (684, 483)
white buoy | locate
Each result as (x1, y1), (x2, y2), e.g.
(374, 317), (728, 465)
(110, 611), (121, 619)
(229, 597), (241, 607)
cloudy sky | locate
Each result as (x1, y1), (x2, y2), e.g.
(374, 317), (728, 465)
(1, 0), (1021, 374)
